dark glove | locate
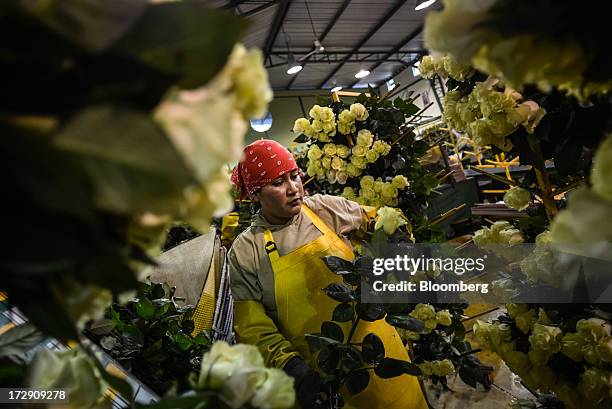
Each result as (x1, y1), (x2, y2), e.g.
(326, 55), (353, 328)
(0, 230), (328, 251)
(283, 356), (324, 409)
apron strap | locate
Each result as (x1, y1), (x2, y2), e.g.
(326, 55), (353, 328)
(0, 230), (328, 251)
(263, 229), (280, 263)
(301, 205), (336, 238)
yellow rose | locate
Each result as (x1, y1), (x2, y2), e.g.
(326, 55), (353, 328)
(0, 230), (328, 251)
(331, 157), (345, 171)
(311, 119), (323, 132)
(350, 103), (369, 121)
(317, 132), (330, 142)
(373, 180), (383, 193)
(326, 170), (337, 184)
(365, 149), (379, 163)
(381, 183), (398, 199)
(346, 163), (361, 177)
(322, 121), (336, 134)
(419, 55), (437, 79)
(352, 145), (367, 157)
(351, 155), (368, 169)
(392, 175), (409, 189)
(342, 187), (356, 200)
(374, 207), (407, 235)
(436, 310), (453, 326)
(360, 175), (375, 190)
(372, 140), (390, 155)
(323, 143), (337, 157)
(321, 156), (332, 169)
(307, 145), (323, 160)
(336, 144), (350, 158)
(361, 187), (376, 201)
(356, 129), (374, 147)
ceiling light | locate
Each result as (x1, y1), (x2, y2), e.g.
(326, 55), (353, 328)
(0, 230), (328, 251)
(415, 0), (436, 10)
(286, 53), (302, 75)
(355, 69), (370, 79)
(331, 85), (343, 93)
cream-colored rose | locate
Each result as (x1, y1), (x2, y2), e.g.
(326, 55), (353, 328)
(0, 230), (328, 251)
(419, 55), (437, 79)
(318, 106), (335, 123)
(336, 144), (350, 158)
(309, 105), (322, 120)
(210, 44), (272, 120)
(331, 157), (345, 171)
(350, 103), (369, 121)
(322, 120), (336, 134)
(336, 171), (349, 185)
(251, 368), (295, 409)
(323, 143), (337, 157)
(293, 117), (311, 135)
(311, 119), (323, 132)
(352, 145), (367, 157)
(375, 207), (407, 235)
(317, 132), (330, 142)
(29, 348), (110, 409)
(372, 140), (390, 155)
(326, 169), (337, 184)
(356, 129), (374, 147)
(199, 342), (267, 408)
(365, 149), (379, 163)
(436, 310), (453, 326)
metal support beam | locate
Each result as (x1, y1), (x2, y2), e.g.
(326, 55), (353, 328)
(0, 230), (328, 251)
(263, 0), (292, 61)
(347, 24), (422, 88)
(267, 58), (414, 69)
(317, 0), (408, 89)
(242, 0), (282, 17)
(285, 0), (352, 90)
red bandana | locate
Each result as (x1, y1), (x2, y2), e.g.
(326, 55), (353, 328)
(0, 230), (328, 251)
(231, 139), (298, 199)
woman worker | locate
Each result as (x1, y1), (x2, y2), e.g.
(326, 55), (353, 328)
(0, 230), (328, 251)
(228, 139), (428, 409)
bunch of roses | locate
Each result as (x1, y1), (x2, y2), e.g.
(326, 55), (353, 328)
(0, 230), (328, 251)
(424, 0), (612, 100)
(340, 173), (408, 207)
(419, 54), (472, 81)
(503, 186), (531, 211)
(474, 311), (612, 409)
(198, 341), (295, 409)
(443, 78), (546, 151)
(402, 304), (453, 341)
(293, 103), (369, 143)
(473, 220), (524, 247)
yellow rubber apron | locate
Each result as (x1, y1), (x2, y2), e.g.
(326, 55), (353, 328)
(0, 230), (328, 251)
(263, 205), (428, 409)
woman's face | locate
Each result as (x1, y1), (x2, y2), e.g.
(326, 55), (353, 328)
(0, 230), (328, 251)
(254, 169), (304, 224)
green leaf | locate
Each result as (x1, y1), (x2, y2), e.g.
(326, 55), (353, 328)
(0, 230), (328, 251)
(294, 134), (309, 143)
(136, 298), (155, 320)
(375, 358), (422, 378)
(174, 331), (192, 351)
(355, 303), (386, 322)
(323, 282), (355, 303)
(362, 333), (385, 364)
(346, 369), (370, 395)
(321, 321), (344, 343)
(0, 324), (45, 358)
(385, 314), (425, 332)
(192, 332), (210, 346)
(53, 106), (195, 215)
(332, 302), (354, 322)
(114, 2), (247, 89)
(317, 347), (340, 374)
(305, 334), (340, 353)
(122, 325), (144, 345)
(340, 346), (363, 370)
(151, 283), (166, 300)
(89, 318), (117, 335)
(181, 319), (195, 335)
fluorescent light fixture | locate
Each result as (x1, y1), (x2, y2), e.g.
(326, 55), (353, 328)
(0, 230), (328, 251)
(250, 112), (273, 133)
(286, 53), (302, 75)
(415, 0), (436, 10)
(331, 85), (343, 93)
(354, 69), (370, 79)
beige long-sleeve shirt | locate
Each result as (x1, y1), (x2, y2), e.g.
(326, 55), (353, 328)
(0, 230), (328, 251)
(228, 194), (363, 321)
